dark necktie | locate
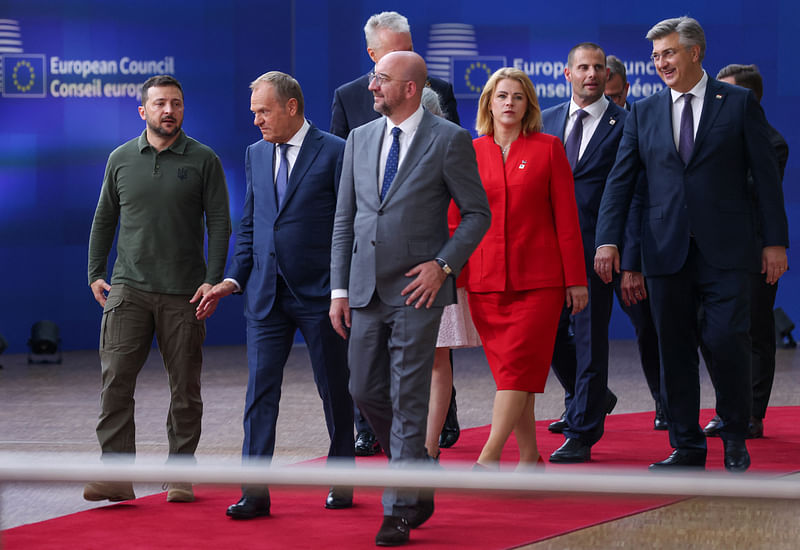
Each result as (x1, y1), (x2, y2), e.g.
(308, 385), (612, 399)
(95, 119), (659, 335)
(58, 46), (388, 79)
(381, 127), (402, 201)
(678, 93), (694, 164)
(564, 109), (588, 169)
(276, 143), (289, 205)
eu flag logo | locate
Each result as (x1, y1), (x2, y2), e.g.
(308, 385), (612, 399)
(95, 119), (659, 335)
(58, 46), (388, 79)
(2, 54), (46, 98)
(451, 56), (507, 99)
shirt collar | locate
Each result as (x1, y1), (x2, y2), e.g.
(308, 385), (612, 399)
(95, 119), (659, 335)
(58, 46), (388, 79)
(569, 95), (609, 119)
(284, 119), (311, 148)
(670, 70), (708, 104)
(385, 104), (425, 136)
(137, 129), (188, 154)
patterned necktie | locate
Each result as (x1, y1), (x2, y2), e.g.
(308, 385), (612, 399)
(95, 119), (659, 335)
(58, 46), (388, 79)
(678, 93), (694, 164)
(275, 143), (290, 205)
(564, 109), (588, 169)
(380, 127), (402, 201)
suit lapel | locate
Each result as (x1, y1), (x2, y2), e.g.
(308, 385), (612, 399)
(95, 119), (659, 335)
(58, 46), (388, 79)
(554, 103), (570, 143)
(279, 126), (322, 212)
(659, 88), (683, 164)
(576, 103), (621, 171)
(362, 119), (386, 206)
(381, 110), (436, 205)
(691, 78), (726, 161)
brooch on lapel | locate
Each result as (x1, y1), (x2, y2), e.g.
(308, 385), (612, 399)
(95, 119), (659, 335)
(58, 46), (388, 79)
(715, 94), (723, 99)
(609, 118), (616, 126)
(518, 160), (527, 170)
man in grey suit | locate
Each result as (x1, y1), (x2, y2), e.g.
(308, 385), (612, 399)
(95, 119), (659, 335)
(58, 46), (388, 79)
(329, 51), (490, 546)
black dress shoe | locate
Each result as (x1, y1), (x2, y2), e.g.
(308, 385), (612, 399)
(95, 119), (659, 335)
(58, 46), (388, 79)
(648, 449), (706, 471)
(439, 388), (460, 449)
(747, 417), (764, 439)
(653, 401), (668, 431)
(548, 411), (568, 433)
(355, 430), (381, 456)
(724, 440), (751, 472)
(376, 515), (410, 546)
(226, 495), (270, 519)
(325, 486), (353, 509)
(549, 438), (591, 463)
(703, 415), (723, 437)
(403, 492), (434, 529)
(605, 391), (618, 415)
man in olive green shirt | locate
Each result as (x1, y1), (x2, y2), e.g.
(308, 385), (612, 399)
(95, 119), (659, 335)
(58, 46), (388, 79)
(85, 74), (231, 504)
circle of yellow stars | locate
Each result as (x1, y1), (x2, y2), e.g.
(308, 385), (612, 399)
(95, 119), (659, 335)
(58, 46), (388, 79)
(464, 62), (492, 93)
(12, 60), (36, 92)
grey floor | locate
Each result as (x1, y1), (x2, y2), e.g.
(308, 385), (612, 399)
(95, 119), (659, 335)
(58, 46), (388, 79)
(1, 341), (798, 548)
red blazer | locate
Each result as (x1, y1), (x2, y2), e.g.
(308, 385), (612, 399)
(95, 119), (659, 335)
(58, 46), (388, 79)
(463, 132), (586, 292)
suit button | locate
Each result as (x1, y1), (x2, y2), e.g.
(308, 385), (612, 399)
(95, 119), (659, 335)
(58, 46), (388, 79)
(270, 252), (275, 257)
(378, 209), (384, 216)
(371, 240), (376, 246)
(274, 225), (280, 231)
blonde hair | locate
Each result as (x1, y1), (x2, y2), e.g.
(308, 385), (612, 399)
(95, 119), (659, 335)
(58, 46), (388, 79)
(475, 67), (541, 136)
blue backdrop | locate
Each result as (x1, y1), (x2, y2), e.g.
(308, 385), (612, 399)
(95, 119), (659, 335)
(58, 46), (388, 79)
(1, 0), (798, 353)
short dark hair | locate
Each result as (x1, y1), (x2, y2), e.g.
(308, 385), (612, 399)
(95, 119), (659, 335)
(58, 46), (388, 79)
(606, 55), (627, 84)
(716, 64), (763, 102)
(141, 75), (183, 105)
(567, 42), (606, 68)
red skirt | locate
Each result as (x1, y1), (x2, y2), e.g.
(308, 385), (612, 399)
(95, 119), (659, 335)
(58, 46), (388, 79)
(468, 287), (564, 392)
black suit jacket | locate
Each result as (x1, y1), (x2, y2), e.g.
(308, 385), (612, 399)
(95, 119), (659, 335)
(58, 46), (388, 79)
(329, 73), (459, 138)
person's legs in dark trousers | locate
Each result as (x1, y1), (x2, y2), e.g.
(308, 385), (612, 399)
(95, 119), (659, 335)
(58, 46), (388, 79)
(562, 269), (615, 446)
(550, 306), (577, 413)
(615, 283), (665, 428)
(750, 273), (777, 428)
(647, 250), (706, 454)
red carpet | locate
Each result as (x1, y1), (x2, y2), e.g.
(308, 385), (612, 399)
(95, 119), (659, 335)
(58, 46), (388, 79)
(4, 407), (799, 549)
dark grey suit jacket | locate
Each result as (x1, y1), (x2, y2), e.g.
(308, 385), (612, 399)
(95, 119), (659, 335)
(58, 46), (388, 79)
(331, 109), (490, 308)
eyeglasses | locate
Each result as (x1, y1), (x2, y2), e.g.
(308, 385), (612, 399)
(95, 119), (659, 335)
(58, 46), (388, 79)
(367, 70), (406, 86)
(650, 48), (684, 63)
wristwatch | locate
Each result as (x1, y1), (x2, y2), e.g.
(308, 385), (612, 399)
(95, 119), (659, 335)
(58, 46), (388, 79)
(434, 258), (453, 276)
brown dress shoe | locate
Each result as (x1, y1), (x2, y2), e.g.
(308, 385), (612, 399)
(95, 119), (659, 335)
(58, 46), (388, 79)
(83, 481), (135, 502)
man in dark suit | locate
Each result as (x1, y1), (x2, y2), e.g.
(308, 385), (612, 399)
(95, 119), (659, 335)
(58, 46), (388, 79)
(330, 10), (461, 457)
(595, 17), (789, 473)
(195, 71), (354, 518)
(330, 11), (459, 139)
(330, 51), (490, 546)
(702, 63), (789, 440)
(541, 43), (626, 463)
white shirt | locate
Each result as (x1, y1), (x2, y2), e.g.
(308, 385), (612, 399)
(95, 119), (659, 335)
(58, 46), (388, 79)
(565, 95), (609, 162)
(225, 119), (311, 292)
(377, 104), (425, 194)
(670, 71), (707, 152)
(274, 119), (311, 182)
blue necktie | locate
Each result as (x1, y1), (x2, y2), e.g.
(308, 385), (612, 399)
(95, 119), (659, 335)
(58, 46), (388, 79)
(564, 109), (588, 169)
(275, 143), (289, 205)
(678, 93), (694, 164)
(380, 127), (402, 201)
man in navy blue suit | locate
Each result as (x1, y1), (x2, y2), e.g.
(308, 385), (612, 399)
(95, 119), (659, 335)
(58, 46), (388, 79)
(196, 71), (355, 517)
(329, 10), (462, 457)
(541, 43), (626, 463)
(595, 17), (789, 473)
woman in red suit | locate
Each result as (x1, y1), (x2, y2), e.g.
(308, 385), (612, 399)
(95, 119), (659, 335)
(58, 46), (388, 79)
(468, 67), (588, 469)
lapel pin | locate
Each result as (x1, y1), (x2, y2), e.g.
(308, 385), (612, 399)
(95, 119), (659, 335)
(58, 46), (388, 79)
(715, 94), (723, 99)
(609, 118), (616, 126)
(518, 160), (527, 170)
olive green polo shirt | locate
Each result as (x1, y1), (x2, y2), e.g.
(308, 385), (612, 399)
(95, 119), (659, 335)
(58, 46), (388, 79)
(88, 130), (231, 295)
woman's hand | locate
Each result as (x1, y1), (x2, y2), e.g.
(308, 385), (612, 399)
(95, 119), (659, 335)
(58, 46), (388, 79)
(565, 285), (589, 315)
